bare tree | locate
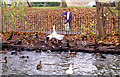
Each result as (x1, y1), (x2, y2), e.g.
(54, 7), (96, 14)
(26, 0), (31, 7)
(60, 0), (67, 7)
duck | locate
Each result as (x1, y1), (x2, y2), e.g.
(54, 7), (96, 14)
(37, 61), (42, 69)
(100, 54), (106, 59)
(0, 56), (7, 63)
(66, 64), (73, 75)
(35, 32), (39, 38)
(36, 48), (42, 53)
(46, 37), (49, 42)
(15, 39), (24, 45)
(16, 48), (21, 52)
(59, 45), (62, 49)
(47, 50), (51, 53)
(66, 40), (70, 48)
(69, 50), (76, 55)
(20, 56), (29, 58)
(94, 39), (99, 49)
(0, 50), (7, 54)
(95, 39), (98, 46)
(93, 53), (100, 56)
(47, 25), (64, 40)
(11, 51), (18, 55)
(7, 34), (13, 40)
(68, 50), (76, 57)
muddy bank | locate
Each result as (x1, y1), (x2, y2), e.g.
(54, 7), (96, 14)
(1, 32), (120, 54)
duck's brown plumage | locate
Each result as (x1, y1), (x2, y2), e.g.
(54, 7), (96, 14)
(37, 61), (42, 69)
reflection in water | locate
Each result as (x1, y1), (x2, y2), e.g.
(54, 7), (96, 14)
(0, 51), (120, 75)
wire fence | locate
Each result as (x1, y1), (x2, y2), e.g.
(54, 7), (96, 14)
(1, 3), (119, 35)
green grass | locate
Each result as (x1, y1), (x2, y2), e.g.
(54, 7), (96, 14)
(69, 6), (96, 9)
(32, 7), (61, 9)
(32, 6), (96, 9)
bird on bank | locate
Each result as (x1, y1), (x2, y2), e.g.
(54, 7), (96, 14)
(0, 56), (7, 63)
(36, 48), (42, 53)
(37, 61), (42, 69)
(94, 39), (99, 49)
(47, 25), (64, 40)
(66, 64), (73, 75)
(35, 32), (39, 38)
(7, 34), (13, 40)
(15, 39), (24, 45)
(59, 45), (62, 49)
(46, 37), (49, 42)
(82, 37), (87, 47)
(66, 40), (70, 48)
(16, 48), (21, 52)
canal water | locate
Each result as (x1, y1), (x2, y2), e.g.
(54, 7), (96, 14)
(0, 51), (120, 75)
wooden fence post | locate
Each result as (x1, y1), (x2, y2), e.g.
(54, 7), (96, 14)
(96, 1), (105, 38)
(60, 0), (67, 7)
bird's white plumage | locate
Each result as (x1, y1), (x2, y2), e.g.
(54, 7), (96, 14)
(66, 64), (73, 75)
(82, 41), (87, 46)
(47, 26), (64, 40)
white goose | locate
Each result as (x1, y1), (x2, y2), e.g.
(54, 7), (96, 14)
(47, 25), (64, 40)
(66, 64), (73, 75)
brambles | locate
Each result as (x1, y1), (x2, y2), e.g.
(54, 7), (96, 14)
(2, 2), (26, 31)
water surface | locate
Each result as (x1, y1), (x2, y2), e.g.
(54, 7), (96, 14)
(1, 51), (120, 75)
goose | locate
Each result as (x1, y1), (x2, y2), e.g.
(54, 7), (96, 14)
(47, 25), (64, 40)
(66, 64), (73, 75)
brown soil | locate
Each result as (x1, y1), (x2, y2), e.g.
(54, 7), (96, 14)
(1, 31), (120, 54)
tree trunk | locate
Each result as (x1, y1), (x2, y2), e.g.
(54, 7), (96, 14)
(43, 2), (46, 7)
(26, 0), (32, 7)
(60, 0), (67, 7)
(96, 2), (105, 38)
(118, 1), (120, 44)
